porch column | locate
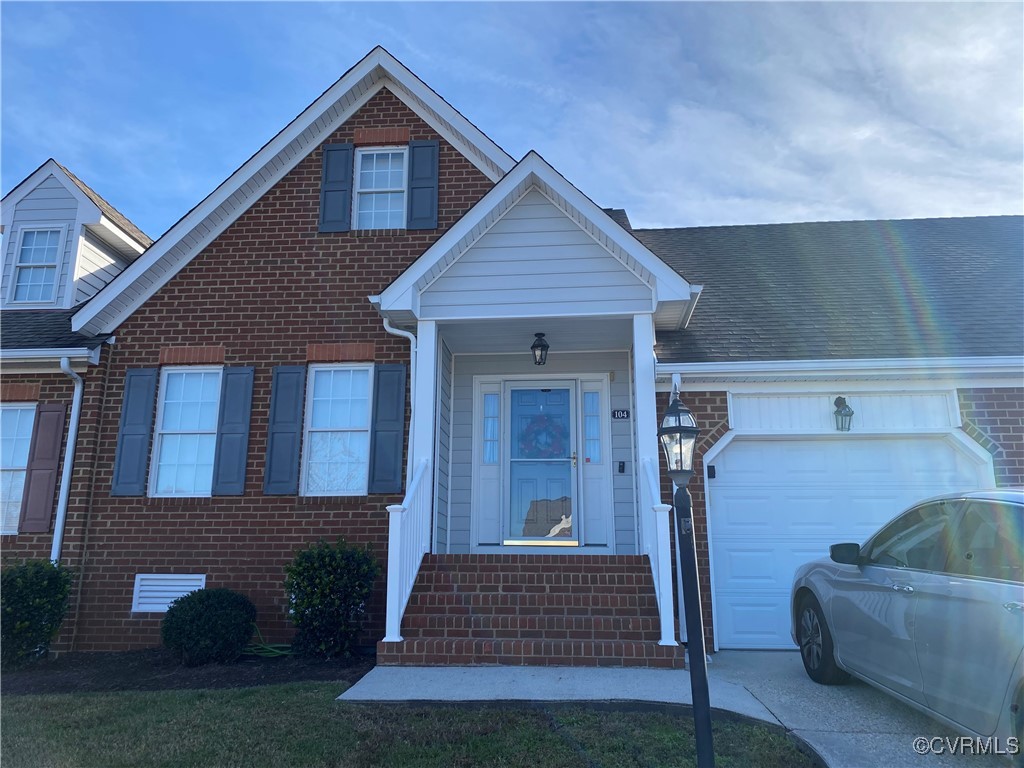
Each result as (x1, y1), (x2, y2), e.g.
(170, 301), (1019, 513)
(411, 320), (438, 543)
(633, 313), (677, 646)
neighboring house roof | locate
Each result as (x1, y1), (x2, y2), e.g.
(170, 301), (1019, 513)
(0, 309), (106, 350)
(71, 46), (516, 336)
(640, 215), (1024, 364)
(52, 161), (153, 249)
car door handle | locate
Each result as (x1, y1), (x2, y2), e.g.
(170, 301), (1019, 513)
(1004, 602), (1024, 614)
(891, 583), (915, 593)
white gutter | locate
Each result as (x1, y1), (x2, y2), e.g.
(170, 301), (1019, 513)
(381, 317), (417, 487)
(0, 347), (101, 364)
(51, 357), (84, 564)
(658, 355), (1024, 382)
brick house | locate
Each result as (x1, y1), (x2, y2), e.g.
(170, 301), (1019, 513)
(2, 47), (1021, 663)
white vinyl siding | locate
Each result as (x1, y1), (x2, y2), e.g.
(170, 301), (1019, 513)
(434, 341), (453, 550)
(301, 365), (373, 496)
(0, 404), (35, 534)
(354, 147), (407, 230)
(2, 175), (76, 308)
(419, 190), (652, 319)
(131, 574), (207, 612)
(75, 231), (129, 302)
(150, 367), (222, 498)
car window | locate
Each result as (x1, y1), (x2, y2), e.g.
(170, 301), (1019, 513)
(864, 502), (959, 571)
(945, 501), (1023, 583)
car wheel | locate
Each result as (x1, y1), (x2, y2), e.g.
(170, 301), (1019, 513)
(797, 594), (849, 685)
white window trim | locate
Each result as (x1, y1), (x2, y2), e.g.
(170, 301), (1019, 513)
(148, 365), (223, 498)
(131, 573), (207, 613)
(6, 224), (69, 306)
(0, 402), (36, 535)
(352, 145), (408, 231)
(301, 363), (374, 497)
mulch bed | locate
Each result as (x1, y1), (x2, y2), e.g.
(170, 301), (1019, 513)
(1, 648), (375, 696)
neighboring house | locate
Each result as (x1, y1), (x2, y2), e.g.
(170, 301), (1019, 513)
(0, 160), (150, 559)
(1, 48), (1020, 662)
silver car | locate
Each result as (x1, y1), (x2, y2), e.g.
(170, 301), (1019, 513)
(791, 489), (1024, 752)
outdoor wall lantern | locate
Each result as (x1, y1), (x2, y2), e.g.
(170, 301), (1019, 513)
(657, 392), (714, 768)
(833, 396), (854, 432)
(531, 333), (549, 366)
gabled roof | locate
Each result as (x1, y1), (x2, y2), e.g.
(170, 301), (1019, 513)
(72, 47), (516, 336)
(640, 215), (1024, 364)
(1, 159), (151, 259)
(374, 151), (700, 329)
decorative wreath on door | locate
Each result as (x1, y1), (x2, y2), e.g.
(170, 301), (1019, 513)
(519, 415), (569, 459)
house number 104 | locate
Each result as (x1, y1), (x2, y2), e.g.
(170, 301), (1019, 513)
(611, 409), (631, 420)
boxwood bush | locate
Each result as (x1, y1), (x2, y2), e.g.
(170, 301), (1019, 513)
(1, 560), (73, 669)
(285, 539), (379, 659)
(161, 588), (256, 666)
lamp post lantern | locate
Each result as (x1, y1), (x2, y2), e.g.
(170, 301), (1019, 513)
(658, 393), (715, 768)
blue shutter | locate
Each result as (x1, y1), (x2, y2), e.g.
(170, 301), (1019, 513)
(18, 403), (67, 533)
(112, 369), (158, 496)
(368, 364), (407, 494)
(264, 366), (306, 495)
(211, 367), (254, 496)
(406, 140), (439, 230)
(319, 143), (354, 233)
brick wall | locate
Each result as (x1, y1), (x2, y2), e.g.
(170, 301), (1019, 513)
(959, 387), (1024, 486)
(67, 88), (494, 650)
(656, 391), (730, 653)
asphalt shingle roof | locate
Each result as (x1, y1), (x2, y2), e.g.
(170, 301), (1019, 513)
(636, 216), (1024, 364)
(54, 161), (153, 249)
(0, 310), (107, 351)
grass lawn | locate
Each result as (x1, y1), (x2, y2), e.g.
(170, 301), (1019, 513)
(2, 681), (816, 768)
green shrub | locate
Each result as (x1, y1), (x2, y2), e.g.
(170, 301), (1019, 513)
(1, 560), (73, 669)
(161, 588), (256, 666)
(285, 539), (380, 659)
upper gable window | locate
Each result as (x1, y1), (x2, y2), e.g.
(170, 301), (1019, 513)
(355, 148), (407, 230)
(10, 228), (63, 303)
(319, 141), (439, 234)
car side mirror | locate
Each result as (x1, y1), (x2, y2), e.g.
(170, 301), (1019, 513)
(830, 543), (862, 565)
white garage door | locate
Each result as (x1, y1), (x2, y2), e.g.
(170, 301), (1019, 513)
(708, 436), (991, 649)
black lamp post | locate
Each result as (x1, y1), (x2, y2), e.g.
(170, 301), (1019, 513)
(658, 393), (715, 768)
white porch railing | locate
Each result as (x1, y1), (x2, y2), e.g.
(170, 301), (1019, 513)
(640, 456), (677, 646)
(382, 458), (432, 642)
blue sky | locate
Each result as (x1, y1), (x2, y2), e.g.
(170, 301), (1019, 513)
(2, 2), (1021, 239)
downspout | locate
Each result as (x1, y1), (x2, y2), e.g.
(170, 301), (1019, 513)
(51, 357), (84, 564)
(381, 317), (417, 487)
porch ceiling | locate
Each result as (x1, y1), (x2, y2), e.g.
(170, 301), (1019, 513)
(439, 316), (634, 354)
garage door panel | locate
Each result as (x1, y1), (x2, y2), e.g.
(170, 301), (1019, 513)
(710, 436), (991, 649)
(714, 591), (792, 648)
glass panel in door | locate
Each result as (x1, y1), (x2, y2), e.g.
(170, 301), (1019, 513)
(506, 387), (577, 544)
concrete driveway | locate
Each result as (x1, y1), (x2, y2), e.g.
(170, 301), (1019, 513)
(711, 650), (1010, 768)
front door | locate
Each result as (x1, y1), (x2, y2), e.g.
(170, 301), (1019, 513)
(505, 383), (578, 545)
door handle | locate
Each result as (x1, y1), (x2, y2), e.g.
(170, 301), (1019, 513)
(891, 583), (915, 593)
(571, 451), (577, 468)
(1004, 602), (1024, 614)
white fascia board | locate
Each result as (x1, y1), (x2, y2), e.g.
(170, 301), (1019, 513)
(0, 346), (101, 364)
(657, 355), (1024, 386)
(72, 47), (514, 335)
(94, 216), (148, 255)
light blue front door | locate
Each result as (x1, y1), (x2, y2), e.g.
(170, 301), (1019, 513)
(506, 386), (577, 544)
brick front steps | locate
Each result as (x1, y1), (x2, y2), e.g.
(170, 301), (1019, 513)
(377, 554), (685, 668)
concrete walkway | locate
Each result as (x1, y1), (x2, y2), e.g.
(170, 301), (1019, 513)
(340, 651), (1010, 768)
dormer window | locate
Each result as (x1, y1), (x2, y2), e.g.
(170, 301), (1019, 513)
(355, 147), (407, 230)
(10, 227), (63, 303)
